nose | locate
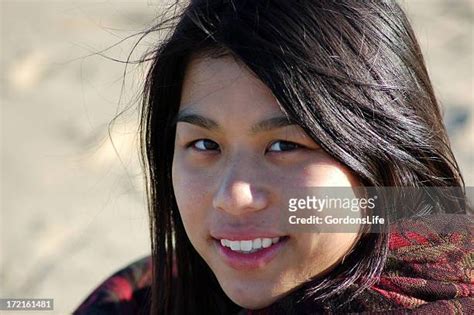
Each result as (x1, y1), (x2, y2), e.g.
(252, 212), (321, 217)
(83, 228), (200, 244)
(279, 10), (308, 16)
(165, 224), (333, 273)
(212, 159), (269, 216)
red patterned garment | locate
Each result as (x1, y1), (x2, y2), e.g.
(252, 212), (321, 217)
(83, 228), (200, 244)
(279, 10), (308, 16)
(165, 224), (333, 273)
(74, 214), (473, 314)
(74, 255), (152, 314)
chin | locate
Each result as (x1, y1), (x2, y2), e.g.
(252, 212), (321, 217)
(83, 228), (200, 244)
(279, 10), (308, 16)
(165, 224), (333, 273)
(222, 283), (280, 310)
(231, 295), (275, 310)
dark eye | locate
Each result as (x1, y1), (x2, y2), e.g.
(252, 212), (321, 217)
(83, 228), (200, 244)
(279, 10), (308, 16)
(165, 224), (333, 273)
(268, 140), (301, 152)
(191, 139), (220, 151)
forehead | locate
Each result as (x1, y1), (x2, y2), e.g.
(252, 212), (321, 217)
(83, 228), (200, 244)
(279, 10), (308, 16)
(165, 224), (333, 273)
(179, 55), (283, 117)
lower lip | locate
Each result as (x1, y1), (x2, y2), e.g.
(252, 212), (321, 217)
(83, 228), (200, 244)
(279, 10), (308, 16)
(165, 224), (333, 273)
(214, 237), (289, 270)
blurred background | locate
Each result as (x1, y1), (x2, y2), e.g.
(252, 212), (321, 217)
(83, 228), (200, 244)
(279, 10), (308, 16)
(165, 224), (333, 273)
(0, 0), (472, 313)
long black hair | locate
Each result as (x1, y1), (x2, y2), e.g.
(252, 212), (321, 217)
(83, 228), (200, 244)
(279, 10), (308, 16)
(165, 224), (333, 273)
(138, 0), (467, 314)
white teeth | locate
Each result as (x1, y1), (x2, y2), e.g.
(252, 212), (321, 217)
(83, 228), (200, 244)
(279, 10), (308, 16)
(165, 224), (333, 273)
(220, 237), (282, 253)
(262, 238), (272, 248)
(240, 240), (252, 251)
(229, 240), (241, 251)
(252, 238), (262, 249)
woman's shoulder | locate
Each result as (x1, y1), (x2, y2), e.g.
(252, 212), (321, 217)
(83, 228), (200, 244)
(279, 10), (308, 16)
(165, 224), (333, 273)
(73, 255), (152, 315)
(371, 213), (473, 312)
(313, 213), (473, 314)
(387, 212), (472, 253)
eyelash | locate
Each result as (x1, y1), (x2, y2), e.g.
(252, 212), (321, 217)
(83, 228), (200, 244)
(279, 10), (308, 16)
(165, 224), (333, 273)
(187, 139), (304, 153)
(189, 139), (220, 152)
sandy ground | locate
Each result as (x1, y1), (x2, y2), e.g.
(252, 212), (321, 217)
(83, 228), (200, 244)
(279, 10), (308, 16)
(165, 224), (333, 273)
(0, 0), (472, 314)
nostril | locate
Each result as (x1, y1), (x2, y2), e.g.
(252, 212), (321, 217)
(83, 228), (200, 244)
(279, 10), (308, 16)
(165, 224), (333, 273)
(212, 181), (268, 214)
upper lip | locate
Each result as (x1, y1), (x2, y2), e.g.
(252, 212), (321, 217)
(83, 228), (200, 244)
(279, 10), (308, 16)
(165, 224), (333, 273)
(211, 228), (286, 241)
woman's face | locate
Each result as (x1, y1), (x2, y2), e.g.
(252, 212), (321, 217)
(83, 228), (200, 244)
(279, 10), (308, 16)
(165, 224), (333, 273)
(172, 55), (361, 309)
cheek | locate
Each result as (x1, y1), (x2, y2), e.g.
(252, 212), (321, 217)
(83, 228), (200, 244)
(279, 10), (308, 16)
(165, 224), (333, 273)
(173, 160), (214, 205)
(173, 172), (205, 212)
(292, 232), (359, 280)
(301, 159), (357, 187)
(172, 155), (214, 242)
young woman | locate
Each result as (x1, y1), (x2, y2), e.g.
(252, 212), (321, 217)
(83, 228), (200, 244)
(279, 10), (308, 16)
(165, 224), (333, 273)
(74, 0), (472, 314)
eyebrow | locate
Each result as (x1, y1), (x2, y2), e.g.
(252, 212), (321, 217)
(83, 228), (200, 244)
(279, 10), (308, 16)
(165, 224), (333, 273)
(173, 111), (297, 134)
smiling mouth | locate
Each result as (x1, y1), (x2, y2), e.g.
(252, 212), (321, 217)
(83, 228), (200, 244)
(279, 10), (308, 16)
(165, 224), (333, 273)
(218, 236), (289, 254)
